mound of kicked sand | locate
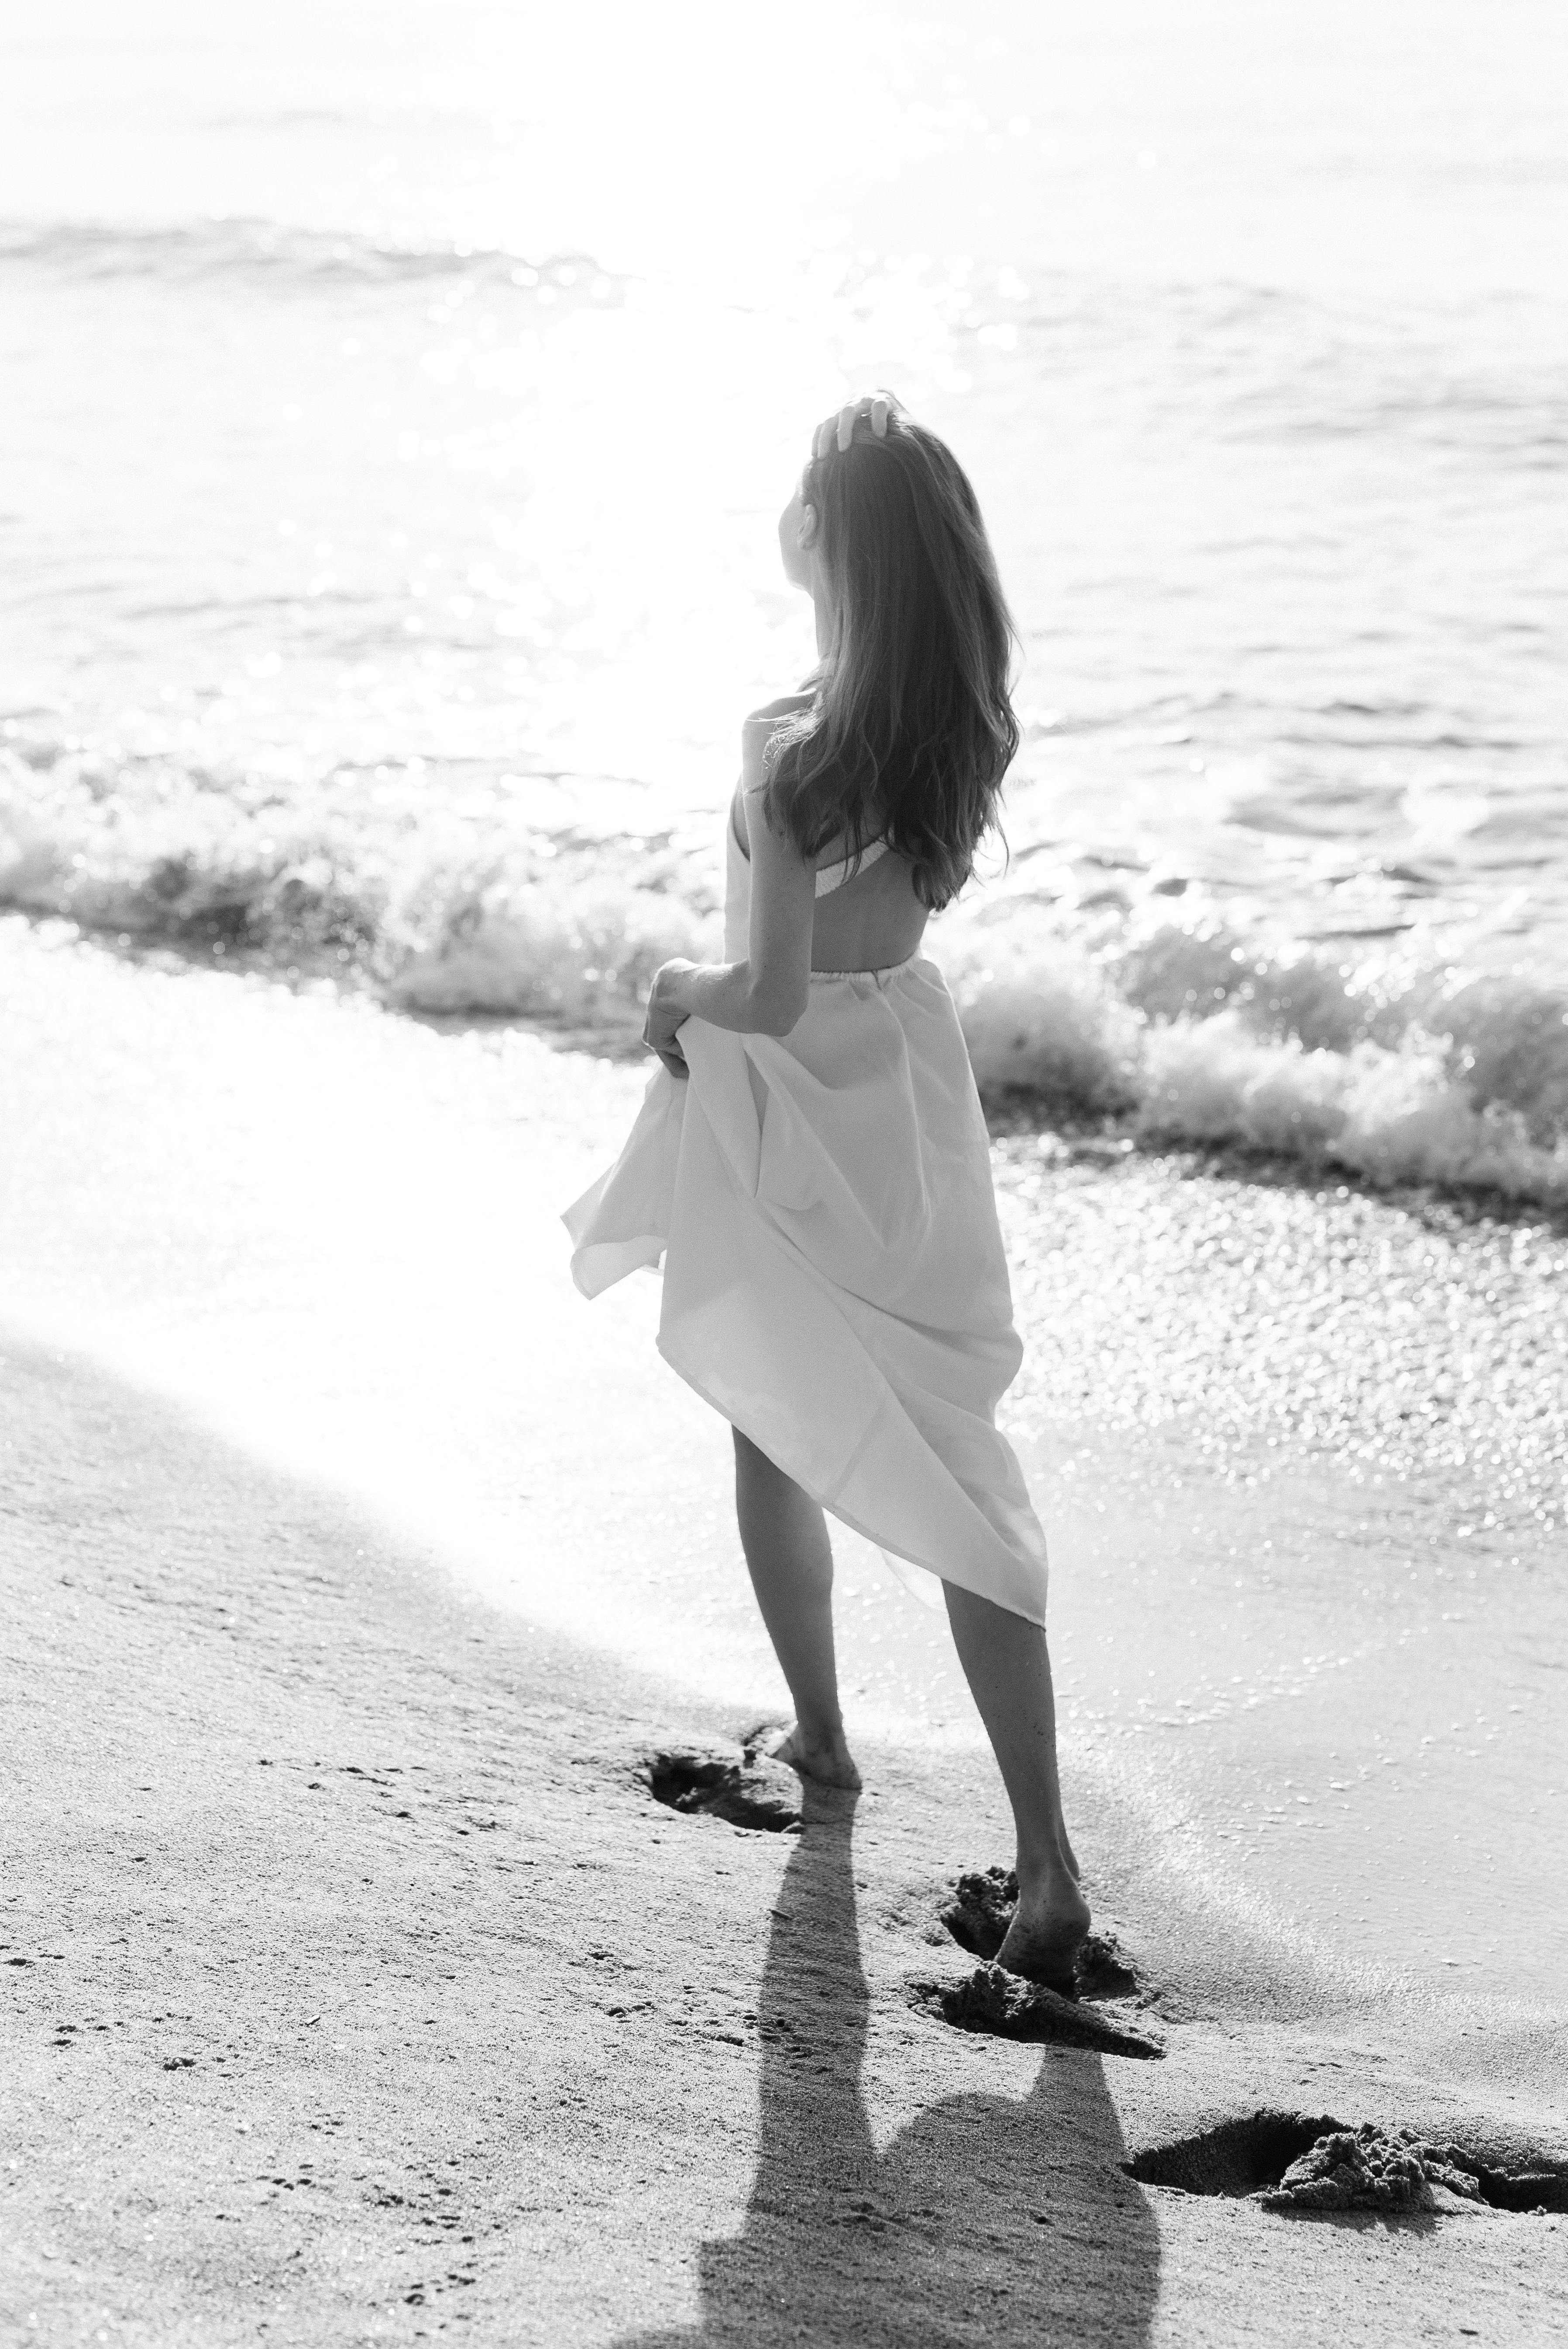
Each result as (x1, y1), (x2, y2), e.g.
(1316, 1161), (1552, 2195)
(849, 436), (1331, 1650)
(915, 1965), (1165, 2059)
(1259, 2125), (1484, 2215)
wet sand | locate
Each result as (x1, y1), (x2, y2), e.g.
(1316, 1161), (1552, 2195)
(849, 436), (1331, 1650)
(3, 917), (1566, 2345)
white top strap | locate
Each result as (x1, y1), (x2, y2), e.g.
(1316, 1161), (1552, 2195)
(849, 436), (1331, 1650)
(814, 838), (892, 898)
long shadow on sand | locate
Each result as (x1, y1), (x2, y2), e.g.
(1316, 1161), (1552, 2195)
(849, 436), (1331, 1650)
(619, 1789), (1160, 2349)
(6, 1324), (1162, 2342)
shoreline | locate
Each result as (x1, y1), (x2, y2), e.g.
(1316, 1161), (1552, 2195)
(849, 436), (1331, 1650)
(3, 917), (1566, 2342)
(8, 910), (1568, 1237)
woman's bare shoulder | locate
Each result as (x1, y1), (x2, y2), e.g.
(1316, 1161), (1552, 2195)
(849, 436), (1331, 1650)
(740, 692), (811, 791)
(742, 691), (814, 756)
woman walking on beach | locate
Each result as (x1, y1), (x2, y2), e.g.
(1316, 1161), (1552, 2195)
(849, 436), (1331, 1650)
(565, 395), (1088, 1988)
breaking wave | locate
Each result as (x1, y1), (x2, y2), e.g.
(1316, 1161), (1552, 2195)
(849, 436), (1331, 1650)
(3, 750), (1565, 1209)
(947, 929), (1568, 1206)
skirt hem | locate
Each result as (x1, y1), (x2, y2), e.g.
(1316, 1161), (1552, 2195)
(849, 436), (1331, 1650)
(654, 1330), (1047, 1629)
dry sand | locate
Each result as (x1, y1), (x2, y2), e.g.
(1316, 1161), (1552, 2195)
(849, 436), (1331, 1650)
(2, 916), (1566, 2346)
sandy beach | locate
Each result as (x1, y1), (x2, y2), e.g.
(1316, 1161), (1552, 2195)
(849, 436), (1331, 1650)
(3, 917), (1566, 2346)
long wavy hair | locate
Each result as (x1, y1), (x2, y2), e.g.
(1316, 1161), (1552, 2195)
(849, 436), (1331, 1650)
(763, 410), (1019, 911)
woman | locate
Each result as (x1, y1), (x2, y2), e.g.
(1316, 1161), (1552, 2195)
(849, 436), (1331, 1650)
(564, 393), (1087, 1987)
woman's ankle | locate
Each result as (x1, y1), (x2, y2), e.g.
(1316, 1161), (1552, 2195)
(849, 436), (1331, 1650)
(1015, 1837), (1083, 1905)
(768, 1718), (862, 1791)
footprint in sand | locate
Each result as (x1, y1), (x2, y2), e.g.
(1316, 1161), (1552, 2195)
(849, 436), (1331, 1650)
(910, 1865), (1163, 2058)
(644, 1745), (803, 1835)
(1125, 2113), (1568, 2216)
(938, 1865), (1145, 2001)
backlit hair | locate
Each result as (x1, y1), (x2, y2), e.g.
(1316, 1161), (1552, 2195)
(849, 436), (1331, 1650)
(763, 410), (1019, 910)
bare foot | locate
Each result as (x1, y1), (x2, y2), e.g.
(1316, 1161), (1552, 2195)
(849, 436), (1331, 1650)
(767, 1722), (862, 1791)
(996, 1878), (1092, 1994)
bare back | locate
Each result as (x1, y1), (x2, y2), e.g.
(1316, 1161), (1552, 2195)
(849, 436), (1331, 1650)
(732, 697), (931, 974)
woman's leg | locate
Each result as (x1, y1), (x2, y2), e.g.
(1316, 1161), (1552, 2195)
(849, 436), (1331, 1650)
(943, 1582), (1090, 1987)
(733, 1428), (860, 1788)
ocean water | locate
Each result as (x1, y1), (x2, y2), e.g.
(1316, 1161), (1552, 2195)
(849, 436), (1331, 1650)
(3, 0), (1567, 1203)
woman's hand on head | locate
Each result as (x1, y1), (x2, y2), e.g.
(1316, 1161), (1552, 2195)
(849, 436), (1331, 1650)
(643, 960), (695, 1079)
(813, 391), (899, 458)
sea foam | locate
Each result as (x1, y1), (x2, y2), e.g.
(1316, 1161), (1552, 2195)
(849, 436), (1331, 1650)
(3, 751), (1565, 1210)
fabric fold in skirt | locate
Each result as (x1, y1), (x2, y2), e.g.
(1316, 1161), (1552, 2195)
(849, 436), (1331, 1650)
(562, 955), (1049, 1625)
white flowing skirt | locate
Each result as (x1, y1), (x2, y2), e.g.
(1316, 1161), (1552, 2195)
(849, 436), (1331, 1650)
(562, 955), (1049, 1624)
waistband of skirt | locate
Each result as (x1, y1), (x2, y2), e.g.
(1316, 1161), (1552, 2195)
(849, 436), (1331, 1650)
(809, 952), (926, 987)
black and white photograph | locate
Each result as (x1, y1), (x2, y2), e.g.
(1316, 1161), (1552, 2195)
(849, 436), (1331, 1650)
(2, 3), (1565, 2342)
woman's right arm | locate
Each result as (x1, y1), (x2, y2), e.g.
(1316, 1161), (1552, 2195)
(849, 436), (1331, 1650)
(641, 719), (814, 1071)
